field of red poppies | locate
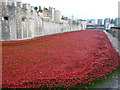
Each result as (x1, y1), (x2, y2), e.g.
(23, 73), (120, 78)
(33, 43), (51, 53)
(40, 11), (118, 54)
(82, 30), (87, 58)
(2, 30), (120, 88)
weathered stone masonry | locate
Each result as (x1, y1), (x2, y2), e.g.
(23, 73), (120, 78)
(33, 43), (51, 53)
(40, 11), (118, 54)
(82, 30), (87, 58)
(0, 1), (81, 41)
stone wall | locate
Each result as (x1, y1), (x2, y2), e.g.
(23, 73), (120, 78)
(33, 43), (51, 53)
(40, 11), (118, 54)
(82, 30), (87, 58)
(0, 2), (2, 40)
(0, 2), (81, 41)
(108, 27), (120, 41)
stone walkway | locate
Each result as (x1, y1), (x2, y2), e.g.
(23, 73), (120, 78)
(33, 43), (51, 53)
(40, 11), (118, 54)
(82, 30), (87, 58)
(104, 30), (120, 55)
(92, 30), (120, 89)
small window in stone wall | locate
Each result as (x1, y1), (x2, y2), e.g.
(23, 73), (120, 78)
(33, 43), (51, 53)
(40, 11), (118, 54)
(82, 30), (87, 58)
(22, 17), (27, 21)
(2, 16), (9, 21)
(22, 18), (25, 21)
(31, 10), (33, 14)
(29, 18), (32, 22)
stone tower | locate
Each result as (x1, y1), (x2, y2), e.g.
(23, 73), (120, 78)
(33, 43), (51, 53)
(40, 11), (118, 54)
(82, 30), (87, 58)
(4, 0), (21, 2)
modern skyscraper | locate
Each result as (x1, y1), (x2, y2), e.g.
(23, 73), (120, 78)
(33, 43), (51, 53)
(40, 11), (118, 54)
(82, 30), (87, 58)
(97, 19), (103, 25)
(114, 18), (120, 26)
(87, 19), (96, 25)
(104, 18), (110, 25)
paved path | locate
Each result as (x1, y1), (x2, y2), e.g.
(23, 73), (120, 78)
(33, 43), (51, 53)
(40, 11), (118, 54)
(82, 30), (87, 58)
(92, 30), (120, 89)
(104, 30), (120, 55)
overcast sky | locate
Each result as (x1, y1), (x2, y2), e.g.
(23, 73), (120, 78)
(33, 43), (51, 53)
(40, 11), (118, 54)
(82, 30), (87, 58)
(21, 0), (119, 20)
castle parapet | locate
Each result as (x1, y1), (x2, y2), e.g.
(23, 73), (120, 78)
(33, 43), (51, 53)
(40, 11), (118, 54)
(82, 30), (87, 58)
(1, 1), (15, 6)
(22, 3), (31, 10)
(16, 2), (22, 8)
(0, 1), (2, 5)
(1, 1), (7, 5)
(7, 2), (14, 6)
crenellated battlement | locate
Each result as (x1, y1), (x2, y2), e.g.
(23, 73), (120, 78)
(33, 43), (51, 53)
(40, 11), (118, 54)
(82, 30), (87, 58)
(0, 0), (82, 41)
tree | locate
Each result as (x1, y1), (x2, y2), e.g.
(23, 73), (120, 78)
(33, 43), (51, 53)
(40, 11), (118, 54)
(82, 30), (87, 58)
(34, 6), (38, 11)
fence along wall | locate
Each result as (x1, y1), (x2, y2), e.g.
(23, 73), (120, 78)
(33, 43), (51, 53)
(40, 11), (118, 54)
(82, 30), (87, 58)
(0, 1), (81, 41)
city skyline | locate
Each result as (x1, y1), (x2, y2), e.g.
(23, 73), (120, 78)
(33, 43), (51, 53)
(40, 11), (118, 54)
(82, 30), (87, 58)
(21, 0), (119, 20)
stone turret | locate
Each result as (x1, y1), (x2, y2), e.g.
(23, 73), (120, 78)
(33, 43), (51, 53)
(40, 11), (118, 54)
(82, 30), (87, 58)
(1, 0), (21, 3)
(22, 3), (29, 9)
(0, 0), (81, 41)
(0, 2), (2, 40)
(6, 0), (21, 2)
(1, 0), (22, 6)
(0, 0), (2, 5)
(16, 2), (22, 7)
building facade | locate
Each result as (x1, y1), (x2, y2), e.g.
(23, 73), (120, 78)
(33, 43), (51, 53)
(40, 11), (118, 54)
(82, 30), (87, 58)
(104, 18), (110, 25)
(114, 18), (120, 26)
(0, 0), (82, 41)
(97, 19), (103, 25)
(87, 19), (96, 25)
(54, 10), (61, 23)
(104, 18), (111, 30)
